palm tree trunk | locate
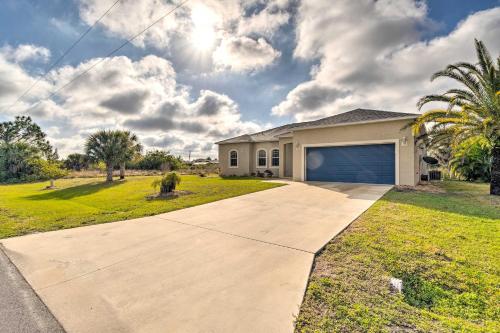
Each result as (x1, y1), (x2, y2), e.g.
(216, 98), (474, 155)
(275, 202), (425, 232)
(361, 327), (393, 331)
(106, 164), (114, 182)
(490, 145), (500, 195)
(119, 162), (125, 180)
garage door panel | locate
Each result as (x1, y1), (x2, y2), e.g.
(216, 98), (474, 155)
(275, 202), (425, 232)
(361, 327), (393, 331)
(306, 144), (395, 184)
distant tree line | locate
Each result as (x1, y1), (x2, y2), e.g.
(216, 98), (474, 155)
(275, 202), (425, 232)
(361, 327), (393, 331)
(1, 116), (184, 184)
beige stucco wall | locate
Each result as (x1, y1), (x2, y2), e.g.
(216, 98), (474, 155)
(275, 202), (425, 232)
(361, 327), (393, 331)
(290, 119), (419, 185)
(250, 142), (280, 176)
(218, 143), (252, 176)
(218, 141), (280, 177)
(278, 137), (293, 177)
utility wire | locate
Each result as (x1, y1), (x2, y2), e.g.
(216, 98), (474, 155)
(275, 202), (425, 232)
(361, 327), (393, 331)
(3, 0), (123, 113)
(18, 0), (189, 112)
(19, 0), (189, 115)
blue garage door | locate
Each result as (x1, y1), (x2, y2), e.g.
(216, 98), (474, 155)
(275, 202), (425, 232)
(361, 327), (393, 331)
(306, 144), (395, 184)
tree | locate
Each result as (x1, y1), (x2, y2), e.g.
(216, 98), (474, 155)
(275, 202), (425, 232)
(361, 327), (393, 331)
(117, 131), (142, 180)
(85, 130), (125, 182)
(0, 116), (54, 158)
(412, 39), (500, 195)
(0, 116), (64, 183)
(29, 159), (68, 188)
(63, 153), (89, 171)
(0, 143), (39, 181)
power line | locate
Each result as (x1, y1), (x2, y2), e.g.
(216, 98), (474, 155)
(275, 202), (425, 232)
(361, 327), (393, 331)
(20, 0), (189, 115)
(30, 1), (188, 111)
(3, 0), (123, 113)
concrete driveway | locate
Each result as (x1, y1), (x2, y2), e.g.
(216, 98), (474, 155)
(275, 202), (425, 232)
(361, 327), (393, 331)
(1, 181), (391, 333)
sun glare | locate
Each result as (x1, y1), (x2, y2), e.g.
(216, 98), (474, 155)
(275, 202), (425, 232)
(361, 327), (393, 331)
(190, 5), (217, 52)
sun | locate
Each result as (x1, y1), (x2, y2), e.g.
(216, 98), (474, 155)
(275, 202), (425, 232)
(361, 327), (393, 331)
(190, 5), (218, 52)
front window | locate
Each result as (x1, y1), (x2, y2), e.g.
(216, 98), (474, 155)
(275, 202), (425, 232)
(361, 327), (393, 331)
(271, 149), (279, 167)
(257, 150), (267, 167)
(229, 150), (238, 167)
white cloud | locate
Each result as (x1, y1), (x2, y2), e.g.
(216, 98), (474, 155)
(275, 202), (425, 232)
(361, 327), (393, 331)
(76, 0), (286, 73)
(273, 2), (500, 121)
(1, 52), (263, 158)
(237, 1), (290, 37)
(0, 44), (51, 63)
(213, 36), (281, 72)
(0, 50), (51, 108)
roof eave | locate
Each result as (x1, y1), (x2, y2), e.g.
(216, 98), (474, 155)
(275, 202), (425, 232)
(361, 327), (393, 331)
(289, 115), (419, 133)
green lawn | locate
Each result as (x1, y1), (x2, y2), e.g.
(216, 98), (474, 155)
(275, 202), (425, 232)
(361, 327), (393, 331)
(0, 175), (283, 239)
(296, 181), (500, 333)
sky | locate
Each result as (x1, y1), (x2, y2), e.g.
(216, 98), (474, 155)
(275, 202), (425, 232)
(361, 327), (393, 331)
(0, 0), (499, 159)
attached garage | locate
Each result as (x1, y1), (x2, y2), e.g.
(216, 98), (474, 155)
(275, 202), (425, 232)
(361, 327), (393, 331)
(305, 143), (396, 184)
(218, 109), (424, 186)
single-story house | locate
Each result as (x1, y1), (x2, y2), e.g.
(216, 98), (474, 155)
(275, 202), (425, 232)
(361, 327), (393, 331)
(216, 108), (426, 186)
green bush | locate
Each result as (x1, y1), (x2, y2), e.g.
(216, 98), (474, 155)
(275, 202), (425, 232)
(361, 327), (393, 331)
(450, 136), (492, 182)
(152, 172), (182, 194)
(134, 150), (183, 170)
(0, 116), (60, 183)
(0, 146), (67, 183)
(31, 159), (68, 180)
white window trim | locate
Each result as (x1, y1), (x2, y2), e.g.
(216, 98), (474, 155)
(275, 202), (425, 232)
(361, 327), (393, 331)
(256, 149), (268, 168)
(228, 149), (239, 168)
(301, 139), (400, 185)
(271, 149), (280, 167)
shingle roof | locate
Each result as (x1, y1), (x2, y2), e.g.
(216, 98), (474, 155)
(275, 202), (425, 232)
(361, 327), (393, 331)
(216, 108), (419, 144)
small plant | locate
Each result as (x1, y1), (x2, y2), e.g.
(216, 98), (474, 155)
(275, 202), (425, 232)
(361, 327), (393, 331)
(264, 169), (273, 177)
(152, 172), (181, 195)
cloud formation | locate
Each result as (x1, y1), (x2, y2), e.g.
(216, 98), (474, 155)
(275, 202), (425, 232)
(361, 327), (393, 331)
(0, 44), (51, 63)
(272, 1), (500, 120)
(1, 52), (263, 158)
(213, 36), (281, 72)
(77, 0), (288, 72)
(100, 89), (150, 114)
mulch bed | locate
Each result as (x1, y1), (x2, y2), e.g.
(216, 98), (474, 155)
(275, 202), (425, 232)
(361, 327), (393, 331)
(146, 190), (193, 200)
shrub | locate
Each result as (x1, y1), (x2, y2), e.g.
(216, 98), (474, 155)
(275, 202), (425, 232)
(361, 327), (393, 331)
(450, 136), (492, 182)
(137, 150), (183, 171)
(152, 172), (181, 194)
(0, 143), (67, 183)
(31, 159), (68, 180)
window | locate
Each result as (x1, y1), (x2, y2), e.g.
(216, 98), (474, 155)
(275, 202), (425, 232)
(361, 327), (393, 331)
(257, 149), (267, 167)
(229, 150), (238, 167)
(271, 149), (279, 167)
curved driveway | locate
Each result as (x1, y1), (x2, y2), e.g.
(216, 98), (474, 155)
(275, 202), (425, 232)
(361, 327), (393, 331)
(1, 181), (391, 333)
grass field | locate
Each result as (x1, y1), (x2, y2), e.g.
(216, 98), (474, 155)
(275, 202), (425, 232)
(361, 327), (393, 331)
(296, 181), (500, 332)
(0, 175), (283, 239)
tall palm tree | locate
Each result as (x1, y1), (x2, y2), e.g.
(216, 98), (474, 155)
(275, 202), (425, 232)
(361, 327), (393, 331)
(85, 130), (124, 182)
(117, 131), (142, 180)
(412, 39), (500, 195)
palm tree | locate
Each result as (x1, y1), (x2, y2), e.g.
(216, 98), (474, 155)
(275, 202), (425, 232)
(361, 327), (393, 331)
(412, 39), (500, 195)
(85, 130), (124, 182)
(117, 131), (142, 180)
